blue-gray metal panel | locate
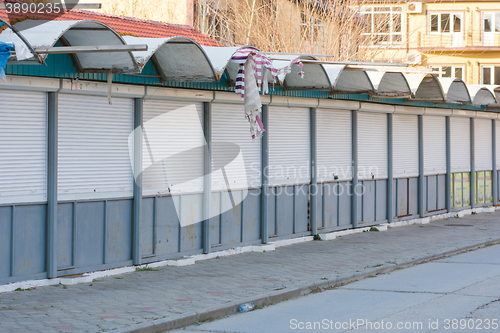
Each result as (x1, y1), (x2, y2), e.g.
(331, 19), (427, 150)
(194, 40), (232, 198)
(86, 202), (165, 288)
(427, 176), (437, 212)
(267, 189), (277, 237)
(438, 175), (446, 210)
(409, 178), (419, 216)
(295, 185), (309, 233)
(56, 203), (73, 269)
(155, 196), (179, 255)
(47, 92), (58, 278)
(210, 192), (221, 246)
(261, 104), (269, 243)
(316, 184), (323, 229)
(106, 200), (133, 264)
(15, 205), (47, 276)
(393, 179), (397, 218)
(276, 186), (294, 236)
(133, 98), (143, 265)
(357, 182), (362, 223)
(338, 182), (351, 226)
(75, 202), (104, 268)
(220, 191), (241, 245)
(397, 179), (408, 217)
(242, 190), (261, 242)
(180, 221), (203, 252)
(322, 183), (338, 229)
(140, 197), (154, 257)
(362, 180), (376, 223)
(376, 180), (387, 221)
(0, 206), (12, 278)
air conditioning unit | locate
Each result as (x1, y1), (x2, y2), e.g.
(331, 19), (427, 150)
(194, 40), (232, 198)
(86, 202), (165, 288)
(407, 53), (422, 65)
(407, 2), (422, 14)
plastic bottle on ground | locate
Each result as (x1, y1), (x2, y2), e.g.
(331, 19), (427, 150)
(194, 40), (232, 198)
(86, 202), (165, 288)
(239, 302), (255, 312)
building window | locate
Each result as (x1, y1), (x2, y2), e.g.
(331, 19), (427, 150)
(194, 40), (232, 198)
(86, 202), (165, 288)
(430, 13), (462, 33)
(431, 66), (464, 80)
(300, 11), (326, 53)
(483, 12), (500, 33)
(482, 66), (500, 85)
(360, 6), (402, 45)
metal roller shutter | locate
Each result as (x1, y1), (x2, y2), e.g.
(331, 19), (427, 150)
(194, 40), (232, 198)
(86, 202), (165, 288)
(269, 106), (310, 185)
(142, 100), (205, 195)
(358, 112), (387, 180)
(450, 117), (471, 172)
(0, 90), (47, 204)
(58, 94), (134, 200)
(423, 116), (446, 175)
(393, 114), (419, 178)
(317, 108), (352, 181)
(211, 103), (261, 191)
(475, 118), (492, 171)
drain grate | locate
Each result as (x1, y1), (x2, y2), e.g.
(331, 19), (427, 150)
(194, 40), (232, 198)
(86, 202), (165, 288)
(445, 224), (474, 227)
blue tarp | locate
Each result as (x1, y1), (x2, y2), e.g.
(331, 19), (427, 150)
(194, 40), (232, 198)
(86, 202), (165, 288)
(0, 41), (14, 80)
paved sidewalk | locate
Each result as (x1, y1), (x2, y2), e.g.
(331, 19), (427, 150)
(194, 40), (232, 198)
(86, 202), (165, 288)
(1, 212), (500, 333)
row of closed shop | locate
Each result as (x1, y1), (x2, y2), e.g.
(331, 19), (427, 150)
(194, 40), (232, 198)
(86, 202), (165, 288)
(0, 89), (498, 206)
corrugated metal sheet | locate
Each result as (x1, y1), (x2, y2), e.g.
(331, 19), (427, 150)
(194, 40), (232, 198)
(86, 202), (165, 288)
(358, 112), (387, 179)
(268, 106), (310, 185)
(317, 108), (352, 181)
(423, 116), (447, 175)
(142, 100), (204, 195)
(0, 90), (47, 204)
(58, 94), (134, 200)
(450, 117), (471, 172)
(475, 118), (493, 171)
(393, 114), (419, 178)
(212, 103), (261, 190)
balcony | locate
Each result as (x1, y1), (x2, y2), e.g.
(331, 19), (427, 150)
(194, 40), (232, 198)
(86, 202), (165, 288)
(416, 32), (500, 51)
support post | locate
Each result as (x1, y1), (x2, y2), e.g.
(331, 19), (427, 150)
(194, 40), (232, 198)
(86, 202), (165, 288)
(260, 105), (269, 244)
(351, 110), (358, 228)
(418, 115), (425, 217)
(202, 102), (212, 254)
(387, 113), (393, 223)
(132, 98), (143, 265)
(46, 92), (58, 279)
(446, 116), (452, 212)
(471, 118), (476, 209)
(310, 107), (317, 235)
(492, 119), (497, 204)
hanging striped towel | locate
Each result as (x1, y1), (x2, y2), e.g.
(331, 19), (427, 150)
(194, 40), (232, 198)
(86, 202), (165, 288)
(234, 64), (245, 99)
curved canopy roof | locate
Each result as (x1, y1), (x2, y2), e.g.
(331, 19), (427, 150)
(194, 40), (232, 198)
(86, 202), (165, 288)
(271, 55), (331, 90)
(438, 78), (472, 104)
(323, 64), (374, 93)
(0, 20), (139, 73)
(0, 17), (38, 63)
(467, 85), (497, 105)
(124, 36), (216, 82)
(410, 74), (445, 101)
(367, 71), (411, 97)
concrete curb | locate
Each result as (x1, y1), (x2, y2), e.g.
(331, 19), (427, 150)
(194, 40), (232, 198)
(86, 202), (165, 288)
(114, 238), (500, 333)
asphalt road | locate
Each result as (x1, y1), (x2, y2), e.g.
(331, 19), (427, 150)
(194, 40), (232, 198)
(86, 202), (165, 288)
(172, 244), (500, 333)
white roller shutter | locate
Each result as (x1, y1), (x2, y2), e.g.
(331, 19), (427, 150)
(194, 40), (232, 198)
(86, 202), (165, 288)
(450, 117), (471, 172)
(269, 106), (310, 185)
(212, 103), (261, 191)
(475, 118), (492, 171)
(358, 112), (387, 180)
(423, 116), (446, 175)
(393, 114), (419, 178)
(142, 100), (204, 195)
(0, 90), (47, 204)
(58, 94), (134, 200)
(317, 108), (351, 181)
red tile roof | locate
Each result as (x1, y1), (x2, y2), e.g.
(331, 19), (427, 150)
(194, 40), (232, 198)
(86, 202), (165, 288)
(0, 2), (221, 47)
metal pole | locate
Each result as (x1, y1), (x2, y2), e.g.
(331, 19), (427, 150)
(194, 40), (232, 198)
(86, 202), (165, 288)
(46, 92), (58, 279)
(261, 105), (269, 244)
(202, 102), (212, 254)
(418, 115), (425, 217)
(446, 116), (452, 212)
(132, 98), (143, 265)
(471, 118), (476, 209)
(351, 110), (358, 228)
(310, 107), (317, 235)
(387, 113), (394, 223)
(493, 119), (498, 204)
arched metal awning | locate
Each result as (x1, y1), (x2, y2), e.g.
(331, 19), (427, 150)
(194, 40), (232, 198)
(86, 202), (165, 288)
(270, 55), (331, 90)
(467, 85), (497, 105)
(0, 17), (39, 63)
(323, 64), (374, 94)
(366, 71), (412, 97)
(438, 78), (472, 104)
(1, 20), (139, 73)
(407, 74), (445, 101)
(124, 36), (217, 82)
